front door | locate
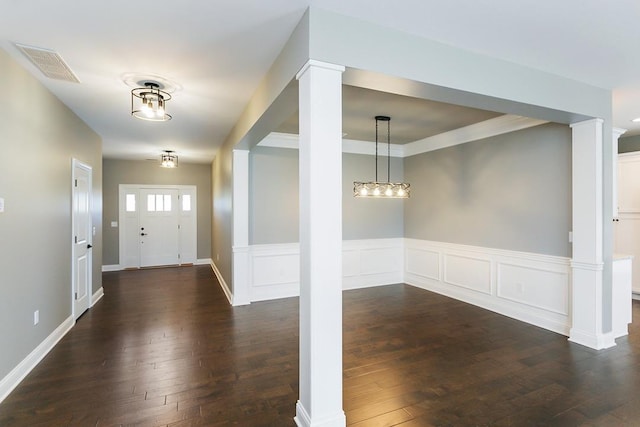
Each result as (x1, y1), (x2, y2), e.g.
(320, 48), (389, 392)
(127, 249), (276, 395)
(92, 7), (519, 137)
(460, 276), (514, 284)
(72, 160), (92, 319)
(139, 188), (180, 267)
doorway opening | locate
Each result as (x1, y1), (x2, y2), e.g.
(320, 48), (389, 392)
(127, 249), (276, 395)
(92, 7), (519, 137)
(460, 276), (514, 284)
(118, 185), (197, 268)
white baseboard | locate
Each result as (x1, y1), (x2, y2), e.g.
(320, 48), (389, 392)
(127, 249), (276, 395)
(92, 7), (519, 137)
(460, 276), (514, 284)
(210, 260), (233, 305)
(404, 239), (572, 336)
(0, 316), (75, 404)
(103, 259), (211, 271)
(91, 287), (104, 306)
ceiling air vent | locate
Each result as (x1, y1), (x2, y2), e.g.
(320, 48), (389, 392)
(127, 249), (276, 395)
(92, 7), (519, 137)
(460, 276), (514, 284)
(15, 43), (80, 83)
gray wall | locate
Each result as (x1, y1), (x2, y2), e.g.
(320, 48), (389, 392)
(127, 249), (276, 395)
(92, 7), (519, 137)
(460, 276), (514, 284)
(404, 123), (572, 257)
(249, 146), (404, 244)
(102, 159), (212, 265)
(212, 142), (234, 291)
(619, 134), (640, 153)
(250, 147), (299, 244)
(0, 48), (103, 381)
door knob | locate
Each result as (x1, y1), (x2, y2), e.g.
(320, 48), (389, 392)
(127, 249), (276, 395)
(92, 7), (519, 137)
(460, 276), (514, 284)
(87, 244), (93, 249)
(141, 232), (147, 236)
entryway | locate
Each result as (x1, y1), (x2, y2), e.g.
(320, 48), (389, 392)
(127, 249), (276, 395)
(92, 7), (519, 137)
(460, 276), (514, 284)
(118, 185), (197, 268)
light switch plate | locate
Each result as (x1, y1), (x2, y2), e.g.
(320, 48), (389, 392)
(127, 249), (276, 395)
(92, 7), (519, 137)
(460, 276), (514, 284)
(111, 221), (118, 227)
(0, 197), (4, 213)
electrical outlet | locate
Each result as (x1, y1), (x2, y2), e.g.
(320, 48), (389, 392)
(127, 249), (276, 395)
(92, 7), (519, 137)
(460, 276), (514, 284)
(34, 310), (39, 325)
(216, 254), (220, 261)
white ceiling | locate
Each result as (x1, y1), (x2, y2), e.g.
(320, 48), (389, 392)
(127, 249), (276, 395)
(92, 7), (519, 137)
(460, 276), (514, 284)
(2, 0), (639, 164)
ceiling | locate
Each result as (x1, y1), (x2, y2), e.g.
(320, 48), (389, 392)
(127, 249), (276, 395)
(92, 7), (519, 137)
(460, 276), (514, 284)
(277, 85), (503, 144)
(2, 0), (639, 164)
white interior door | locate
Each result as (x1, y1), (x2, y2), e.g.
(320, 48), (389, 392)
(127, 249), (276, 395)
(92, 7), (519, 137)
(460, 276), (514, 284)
(139, 188), (179, 267)
(72, 160), (92, 319)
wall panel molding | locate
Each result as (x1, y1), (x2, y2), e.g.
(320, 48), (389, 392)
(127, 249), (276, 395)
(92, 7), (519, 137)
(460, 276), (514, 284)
(404, 238), (571, 336)
(247, 239), (404, 301)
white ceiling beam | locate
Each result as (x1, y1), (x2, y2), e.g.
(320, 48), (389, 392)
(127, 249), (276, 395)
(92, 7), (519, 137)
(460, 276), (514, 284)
(403, 114), (548, 157)
(258, 114), (548, 158)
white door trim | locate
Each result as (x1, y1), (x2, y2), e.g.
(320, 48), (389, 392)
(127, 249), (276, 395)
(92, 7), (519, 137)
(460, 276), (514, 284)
(118, 184), (197, 268)
(71, 159), (92, 319)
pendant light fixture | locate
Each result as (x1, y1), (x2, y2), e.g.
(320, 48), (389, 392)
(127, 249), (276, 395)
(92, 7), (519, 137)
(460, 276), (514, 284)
(160, 150), (178, 168)
(131, 81), (172, 122)
(353, 116), (410, 198)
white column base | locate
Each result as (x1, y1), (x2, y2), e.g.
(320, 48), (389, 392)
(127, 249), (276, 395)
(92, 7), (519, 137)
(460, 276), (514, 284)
(232, 246), (251, 306)
(568, 329), (616, 350)
(294, 401), (346, 427)
(569, 261), (615, 350)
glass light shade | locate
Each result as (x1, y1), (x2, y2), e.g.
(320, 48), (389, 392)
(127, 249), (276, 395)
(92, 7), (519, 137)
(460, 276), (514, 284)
(160, 152), (178, 168)
(353, 182), (410, 198)
(131, 83), (172, 122)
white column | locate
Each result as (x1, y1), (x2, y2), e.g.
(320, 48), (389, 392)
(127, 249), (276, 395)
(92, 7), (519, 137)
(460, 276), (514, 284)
(612, 128), (627, 219)
(569, 118), (615, 349)
(295, 60), (346, 427)
(232, 149), (251, 306)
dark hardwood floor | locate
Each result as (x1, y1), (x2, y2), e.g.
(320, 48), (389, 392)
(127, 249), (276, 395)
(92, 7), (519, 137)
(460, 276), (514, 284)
(1, 265), (640, 426)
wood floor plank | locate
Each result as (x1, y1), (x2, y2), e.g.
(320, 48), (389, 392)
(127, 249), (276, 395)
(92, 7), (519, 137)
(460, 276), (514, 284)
(1, 265), (639, 426)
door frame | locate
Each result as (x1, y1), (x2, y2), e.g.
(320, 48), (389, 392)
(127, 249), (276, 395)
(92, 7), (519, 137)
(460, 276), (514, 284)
(71, 159), (93, 319)
(118, 184), (197, 268)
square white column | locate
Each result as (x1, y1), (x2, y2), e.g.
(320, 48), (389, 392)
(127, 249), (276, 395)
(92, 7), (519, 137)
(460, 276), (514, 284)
(232, 149), (251, 306)
(295, 59), (346, 427)
(569, 118), (615, 349)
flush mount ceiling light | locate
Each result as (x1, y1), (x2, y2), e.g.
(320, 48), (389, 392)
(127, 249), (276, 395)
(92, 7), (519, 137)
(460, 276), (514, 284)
(160, 150), (178, 168)
(354, 116), (410, 199)
(131, 81), (172, 122)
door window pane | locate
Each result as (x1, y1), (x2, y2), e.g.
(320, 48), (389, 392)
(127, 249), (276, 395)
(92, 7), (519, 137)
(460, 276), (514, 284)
(182, 194), (191, 211)
(126, 194), (136, 212)
(156, 194), (164, 212)
(147, 194), (156, 212)
(164, 194), (172, 211)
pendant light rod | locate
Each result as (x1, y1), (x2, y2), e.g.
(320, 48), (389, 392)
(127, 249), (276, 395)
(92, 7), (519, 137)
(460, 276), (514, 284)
(375, 116), (391, 182)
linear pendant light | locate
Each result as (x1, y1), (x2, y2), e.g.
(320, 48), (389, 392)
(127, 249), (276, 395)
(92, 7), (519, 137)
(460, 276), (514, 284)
(353, 116), (410, 198)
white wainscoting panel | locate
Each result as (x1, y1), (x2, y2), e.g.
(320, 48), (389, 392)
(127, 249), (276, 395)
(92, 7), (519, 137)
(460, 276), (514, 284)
(497, 262), (569, 315)
(406, 247), (440, 281)
(342, 239), (404, 290)
(444, 254), (492, 295)
(247, 239), (404, 301)
(404, 239), (572, 336)
(250, 244), (300, 301)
